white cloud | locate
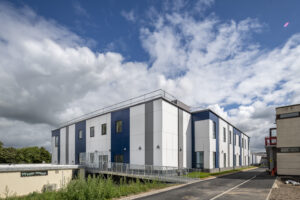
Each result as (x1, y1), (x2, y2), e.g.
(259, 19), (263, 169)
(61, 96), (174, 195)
(0, 1), (300, 153)
(121, 10), (136, 22)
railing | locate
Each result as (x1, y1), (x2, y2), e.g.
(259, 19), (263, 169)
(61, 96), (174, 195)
(265, 137), (277, 146)
(59, 89), (177, 128)
(80, 152), (200, 183)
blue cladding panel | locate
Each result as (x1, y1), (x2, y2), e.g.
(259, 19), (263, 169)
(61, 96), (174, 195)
(75, 120), (86, 164)
(111, 108), (130, 163)
(52, 129), (60, 164)
(192, 111), (219, 168)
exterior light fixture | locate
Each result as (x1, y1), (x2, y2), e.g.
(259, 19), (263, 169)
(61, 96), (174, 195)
(179, 148), (182, 152)
(156, 145), (160, 149)
(138, 146), (142, 150)
(124, 147), (127, 151)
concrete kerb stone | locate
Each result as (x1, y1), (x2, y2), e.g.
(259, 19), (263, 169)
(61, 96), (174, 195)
(117, 167), (258, 200)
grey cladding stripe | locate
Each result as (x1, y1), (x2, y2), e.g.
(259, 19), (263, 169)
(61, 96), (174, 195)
(178, 109), (183, 168)
(145, 102), (153, 165)
(66, 126), (69, 164)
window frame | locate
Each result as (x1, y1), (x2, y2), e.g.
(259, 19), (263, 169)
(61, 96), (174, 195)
(90, 127), (95, 138)
(101, 123), (107, 135)
(55, 136), (59, 147)
(116, 120), (123, 133)
(213, 121), (216, 139)
(78, 130), (83, 139)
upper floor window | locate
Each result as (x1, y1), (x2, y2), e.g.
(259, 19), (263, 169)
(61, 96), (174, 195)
(79, 130), (83, 139)
(55, 136), (59, 147)
(116, 120), (122, 133)
(102, 123), (107, 135)
(223, 127), (226, 142)
(213, 121), (216, 139)
(277, 112), (300, 119)
(242, 138), (244, 148)
(90, 127), (95, 137)
(229, 130), (232, 144)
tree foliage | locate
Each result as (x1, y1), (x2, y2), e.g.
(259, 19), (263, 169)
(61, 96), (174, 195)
(0, 141), (51, 164)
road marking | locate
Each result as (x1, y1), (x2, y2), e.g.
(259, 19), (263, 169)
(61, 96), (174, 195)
(266, 178), (277, 200)
(209, 175), (257, 200)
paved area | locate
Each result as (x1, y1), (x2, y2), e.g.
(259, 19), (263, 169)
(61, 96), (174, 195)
(269, 177), (300, 200)
(136, 168), (275, 200)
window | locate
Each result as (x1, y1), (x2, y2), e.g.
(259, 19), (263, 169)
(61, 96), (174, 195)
(223, 127), (226, 142)
(79, 130), (83, 139)
(55, 136), (59, 147)
(213, 121), (216, 139)
(116, 120), (122, 133)
(90, 127), (95, 137)
(234, 134), (236, 146)
(239, 135), (241, 147)
(101, 124), (107, 135)
(90, 153), (94, 163)
(213, 152), (216, 168)
(242, 138), (244, 148)
(277, 112), (300, 119)
(229, 131), (232, 144)
(224, 153), (226, 168)
(114, 154), (124, 163)
(195, 151), (204, 169)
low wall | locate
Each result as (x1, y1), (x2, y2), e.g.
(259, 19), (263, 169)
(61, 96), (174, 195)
(0, 164), (80, 198)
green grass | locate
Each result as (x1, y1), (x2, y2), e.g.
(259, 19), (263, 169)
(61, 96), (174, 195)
(4, 176), (168, 200)
(187, 166), (256, 179)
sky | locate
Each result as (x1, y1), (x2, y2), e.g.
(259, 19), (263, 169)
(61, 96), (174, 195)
(0, 0), (300, 152)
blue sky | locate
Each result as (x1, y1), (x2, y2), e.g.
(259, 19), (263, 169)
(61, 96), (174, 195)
(0, 0), (300, 152)
(10, 0), (300, 61)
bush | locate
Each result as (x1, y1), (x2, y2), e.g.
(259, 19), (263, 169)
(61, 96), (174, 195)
(5, 176), (167, 200)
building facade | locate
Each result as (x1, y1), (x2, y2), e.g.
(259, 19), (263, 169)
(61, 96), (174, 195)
(52, 90), (250, 171)
(276, 104), (300, 175)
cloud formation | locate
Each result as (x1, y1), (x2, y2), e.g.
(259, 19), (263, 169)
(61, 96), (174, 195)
(0, 1), (300, 153)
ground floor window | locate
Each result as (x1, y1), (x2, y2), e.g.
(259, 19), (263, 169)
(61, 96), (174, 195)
(213, 152), (216, 168)
(224, 153), (226, 168)
(90, 153), (94, 163)
(114, 154), (124, 163)
(195, 151), (204, 169)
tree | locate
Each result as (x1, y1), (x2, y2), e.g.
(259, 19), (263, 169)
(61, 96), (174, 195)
(0, 141), (51, 164)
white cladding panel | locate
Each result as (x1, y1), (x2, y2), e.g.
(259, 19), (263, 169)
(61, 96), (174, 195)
(60, 127), (66, 165)
(228, 125), (234, 167)
(51, 136), (58, 164)
(86, 113), (111, 161)
(161, 100), (178, 167)
(130, 104), (145, 165)
(183, 110), (192, 168)
(194, 120), (210, 169)
(153, 99), (162, 166)
(68, 124), (75, 164)
(219, 119), (227, 168)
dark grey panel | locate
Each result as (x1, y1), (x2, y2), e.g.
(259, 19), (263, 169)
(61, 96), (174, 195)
(145, 101), (153, 165)
(66, 126), (69, 164)
(178, 109), (183, 168)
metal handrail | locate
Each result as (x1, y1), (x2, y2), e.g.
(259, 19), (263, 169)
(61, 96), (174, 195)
(80, 152), (201, 183)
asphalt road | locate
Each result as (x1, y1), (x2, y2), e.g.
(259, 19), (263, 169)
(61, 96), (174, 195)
(137, 168), (275, 200)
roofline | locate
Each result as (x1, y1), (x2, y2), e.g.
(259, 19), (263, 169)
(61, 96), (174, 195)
(276, 103), (300, 109)
(191, 109), (250, 138)
(52, 96), (191, 131)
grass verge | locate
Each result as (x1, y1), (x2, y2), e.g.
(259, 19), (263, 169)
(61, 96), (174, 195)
(187, 166), (257, 179)
(5, 176), (168, 200)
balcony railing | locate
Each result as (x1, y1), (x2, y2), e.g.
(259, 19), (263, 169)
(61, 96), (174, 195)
(265, 137), (277, 146)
